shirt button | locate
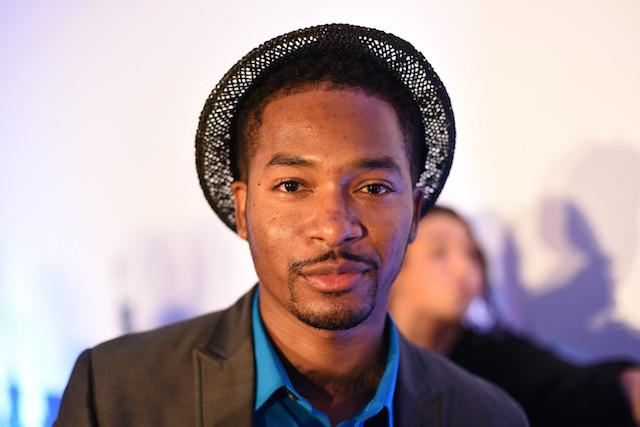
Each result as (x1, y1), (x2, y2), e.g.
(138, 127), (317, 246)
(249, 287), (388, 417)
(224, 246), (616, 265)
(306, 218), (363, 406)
(287, 391), (297, 401)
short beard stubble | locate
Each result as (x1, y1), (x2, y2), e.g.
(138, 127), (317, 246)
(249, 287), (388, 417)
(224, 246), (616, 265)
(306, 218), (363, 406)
(287, 249), (380, 331)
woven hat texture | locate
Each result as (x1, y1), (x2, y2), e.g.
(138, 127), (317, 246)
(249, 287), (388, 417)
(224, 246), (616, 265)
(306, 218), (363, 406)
(196, 23), (455, 232)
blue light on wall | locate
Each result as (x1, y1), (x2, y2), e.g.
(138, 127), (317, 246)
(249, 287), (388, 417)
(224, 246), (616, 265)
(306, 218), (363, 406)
(1, 385), (60, 427)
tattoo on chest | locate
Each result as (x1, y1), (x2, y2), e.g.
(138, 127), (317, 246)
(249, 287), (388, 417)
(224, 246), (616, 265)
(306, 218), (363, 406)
(289, 363), (385, 399)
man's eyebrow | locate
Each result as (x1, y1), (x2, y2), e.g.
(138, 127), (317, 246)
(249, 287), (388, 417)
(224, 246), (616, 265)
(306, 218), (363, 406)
(264, 154), (403, 175)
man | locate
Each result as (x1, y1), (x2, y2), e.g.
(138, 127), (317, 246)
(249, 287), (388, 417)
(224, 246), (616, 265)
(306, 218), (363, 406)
(55, 24), (528, 426)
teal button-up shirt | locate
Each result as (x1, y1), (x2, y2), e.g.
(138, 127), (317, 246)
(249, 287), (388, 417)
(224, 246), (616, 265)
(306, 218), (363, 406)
(252, 289), (398, 427)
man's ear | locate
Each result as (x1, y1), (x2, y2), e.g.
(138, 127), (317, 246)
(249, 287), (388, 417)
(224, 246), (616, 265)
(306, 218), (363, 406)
(409, 187), (425, 243)
(231, 181), (248, 240)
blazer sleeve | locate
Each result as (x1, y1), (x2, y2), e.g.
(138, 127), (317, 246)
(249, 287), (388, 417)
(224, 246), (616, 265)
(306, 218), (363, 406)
(54, 349), (98, 426)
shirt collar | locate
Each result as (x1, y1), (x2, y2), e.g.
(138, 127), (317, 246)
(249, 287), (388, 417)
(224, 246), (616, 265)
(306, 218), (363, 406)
(252, 288), (296, 409)
(251, 288), (399, 424)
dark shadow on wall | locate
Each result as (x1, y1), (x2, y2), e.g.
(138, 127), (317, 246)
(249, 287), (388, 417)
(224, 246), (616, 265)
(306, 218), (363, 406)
(494, 144), (640, 364)
(501, 200), (640, 363)
(492, 227), (531, 334)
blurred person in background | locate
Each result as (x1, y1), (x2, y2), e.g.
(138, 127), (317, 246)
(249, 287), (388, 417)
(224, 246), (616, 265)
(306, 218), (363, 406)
(388, 205), (640, 426)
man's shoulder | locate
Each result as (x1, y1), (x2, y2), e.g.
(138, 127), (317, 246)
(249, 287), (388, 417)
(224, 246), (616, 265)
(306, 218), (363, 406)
(55, 290), (257, 426)
(398, 334), (529, 426)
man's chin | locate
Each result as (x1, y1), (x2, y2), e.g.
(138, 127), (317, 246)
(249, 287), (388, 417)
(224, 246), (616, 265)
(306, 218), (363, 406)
(287, 273), (380, 330)
(290, 306), (373, 331)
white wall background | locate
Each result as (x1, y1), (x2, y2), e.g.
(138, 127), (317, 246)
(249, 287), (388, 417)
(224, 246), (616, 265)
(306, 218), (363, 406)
(1, 1), (639, 425)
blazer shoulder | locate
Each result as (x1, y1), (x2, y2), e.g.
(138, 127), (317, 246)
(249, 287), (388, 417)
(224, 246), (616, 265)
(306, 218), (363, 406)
(55, 288), (257, 426)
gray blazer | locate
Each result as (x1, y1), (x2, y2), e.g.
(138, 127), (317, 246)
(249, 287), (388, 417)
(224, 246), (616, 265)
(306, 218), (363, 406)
(55, 287), (528, 426)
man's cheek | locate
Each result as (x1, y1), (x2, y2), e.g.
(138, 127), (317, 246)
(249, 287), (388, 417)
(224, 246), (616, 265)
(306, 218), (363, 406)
(251, 212), (296, 257)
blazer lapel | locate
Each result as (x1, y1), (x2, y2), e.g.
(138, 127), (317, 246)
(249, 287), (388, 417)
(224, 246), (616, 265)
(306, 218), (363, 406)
(190, 290), (446, 426)
(395, 334), (445, 427)
(193, 288), (257, 427)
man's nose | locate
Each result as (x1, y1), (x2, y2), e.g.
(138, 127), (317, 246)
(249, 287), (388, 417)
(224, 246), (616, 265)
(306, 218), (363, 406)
(307, 190), (365, 247)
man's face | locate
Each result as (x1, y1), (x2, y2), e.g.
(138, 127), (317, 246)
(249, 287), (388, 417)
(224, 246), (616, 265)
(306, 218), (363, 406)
(232, 88), (423, 331)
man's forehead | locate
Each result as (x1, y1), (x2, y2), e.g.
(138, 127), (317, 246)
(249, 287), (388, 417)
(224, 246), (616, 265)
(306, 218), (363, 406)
(248, 89), (411, 175)
(255, 88), (403, 140)
(258, 84), (401, 122)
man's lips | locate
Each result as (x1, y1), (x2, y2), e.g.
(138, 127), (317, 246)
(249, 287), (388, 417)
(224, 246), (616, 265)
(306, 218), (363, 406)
(298, 261), (370, 292)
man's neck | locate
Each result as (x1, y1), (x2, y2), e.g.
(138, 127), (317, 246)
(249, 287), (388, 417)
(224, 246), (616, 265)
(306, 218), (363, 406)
(280, 345), (386, 425)
(260, 299), (389, 424)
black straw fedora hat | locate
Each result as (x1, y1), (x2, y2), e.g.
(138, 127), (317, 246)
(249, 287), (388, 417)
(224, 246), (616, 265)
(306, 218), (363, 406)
(196, 23), (455, 232)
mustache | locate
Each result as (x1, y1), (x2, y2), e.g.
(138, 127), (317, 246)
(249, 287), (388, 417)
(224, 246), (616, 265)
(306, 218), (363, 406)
(289, 249), (379, 274)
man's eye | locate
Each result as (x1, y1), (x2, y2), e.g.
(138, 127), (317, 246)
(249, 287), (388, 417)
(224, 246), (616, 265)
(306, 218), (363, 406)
(276, 181), (300, 192)
(363, 183), (390, 195)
